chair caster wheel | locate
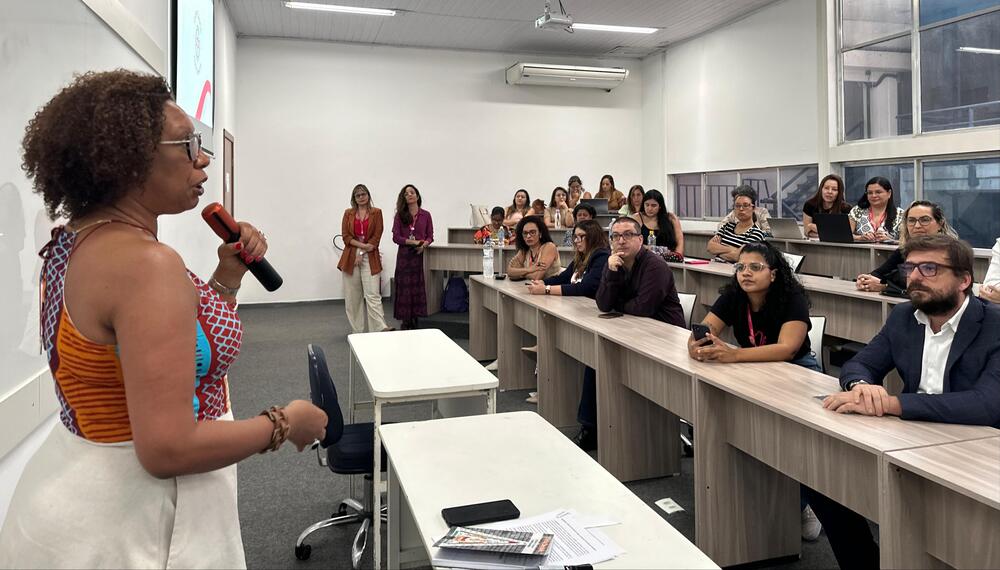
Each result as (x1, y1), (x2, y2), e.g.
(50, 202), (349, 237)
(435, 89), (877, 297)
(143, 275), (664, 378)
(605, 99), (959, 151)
(337, 503), (349, 516)
(295, 543), (312, 561)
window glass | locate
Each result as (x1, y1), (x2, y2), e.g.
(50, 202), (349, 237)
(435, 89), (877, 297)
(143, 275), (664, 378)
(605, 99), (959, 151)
(843, 35), (914, 140)
(779, 166), (821, 222)
(923, 156), (1000, 248)
(739, 169), (779, 217)
(841, 0), (912, 48)
(919, 10), (1000, 132)
(844, 163), (915, 209)
(674, 174), (702, 218)
(919, 0), (1000, 26)
(705, 172), (739, 218)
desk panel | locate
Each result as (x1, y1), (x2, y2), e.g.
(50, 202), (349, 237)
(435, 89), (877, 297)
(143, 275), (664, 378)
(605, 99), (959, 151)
(468, 280), (497, 360)
(537, 313), (585, 430)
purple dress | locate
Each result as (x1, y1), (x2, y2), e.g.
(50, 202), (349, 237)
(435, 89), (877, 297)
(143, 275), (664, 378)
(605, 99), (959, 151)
(392, 208), (434, 320)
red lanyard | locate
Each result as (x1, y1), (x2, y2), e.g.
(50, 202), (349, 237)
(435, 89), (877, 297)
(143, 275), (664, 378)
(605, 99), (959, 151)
(747, 305), (766, 347)
(868, 208), (886, 232)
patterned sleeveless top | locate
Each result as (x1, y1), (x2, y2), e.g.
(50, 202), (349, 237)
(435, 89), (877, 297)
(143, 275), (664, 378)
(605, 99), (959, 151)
(39, 222), (243, 443)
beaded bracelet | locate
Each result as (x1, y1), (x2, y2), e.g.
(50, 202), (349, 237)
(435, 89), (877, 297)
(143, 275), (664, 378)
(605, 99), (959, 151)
(259, 406), (291, 453)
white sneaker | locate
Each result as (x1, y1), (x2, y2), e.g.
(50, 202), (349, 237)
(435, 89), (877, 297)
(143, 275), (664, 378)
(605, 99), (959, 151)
(801, 505), (821, 541)
(525, 392), (538, 404)
(485, 360), (499, 371)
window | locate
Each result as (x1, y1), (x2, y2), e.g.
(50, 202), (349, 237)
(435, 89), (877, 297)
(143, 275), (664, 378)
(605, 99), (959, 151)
(844, 162), (915, 209)
(705, 172), (738, 218)
(923, 156), (1000, 248)
(838, 0), (1000, 140)
(675, 173), (702, 218)
(779, 166), (820, 221)
(739, 169), (779, 217)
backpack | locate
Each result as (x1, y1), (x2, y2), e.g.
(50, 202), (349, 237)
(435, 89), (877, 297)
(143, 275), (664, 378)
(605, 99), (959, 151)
(441, 276), (469, 313)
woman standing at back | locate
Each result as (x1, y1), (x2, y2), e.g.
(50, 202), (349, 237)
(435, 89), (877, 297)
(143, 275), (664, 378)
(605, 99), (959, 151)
(392, 184), (433, 330)
(337, 184), (392, 333)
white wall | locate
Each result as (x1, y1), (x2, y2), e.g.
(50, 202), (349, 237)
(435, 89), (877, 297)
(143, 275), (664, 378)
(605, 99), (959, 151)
(236, 39), (646, 303)
(641, 52), (667, 206)
(662, 0), (820, 174)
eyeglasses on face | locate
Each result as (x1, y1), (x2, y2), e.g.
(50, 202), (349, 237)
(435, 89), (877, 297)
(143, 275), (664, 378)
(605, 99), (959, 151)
(906, 216), (934, 226)
(899, 261), (956, 278)
(733, 203), (754, 210)
(522, 229), (539, 237)
(159, 132), (202, 162)
(572, 234), (586, 242)
(609, 231), (639, 241)
(734, 262), (770, 273)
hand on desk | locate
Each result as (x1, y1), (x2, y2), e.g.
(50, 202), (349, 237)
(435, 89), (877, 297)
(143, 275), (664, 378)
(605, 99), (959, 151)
(855, 273), (886, 293)
(526, 280), (546, 295)
(690, 334), (739, 363)
(823, 383), (901, 417)
(981, 284), (1000, 304)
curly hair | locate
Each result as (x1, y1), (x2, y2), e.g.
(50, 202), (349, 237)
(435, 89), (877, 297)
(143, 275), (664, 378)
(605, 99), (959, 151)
(513, 215), (552, 252)
(720, 241), (809, 313)
(21, 70), (174, 219)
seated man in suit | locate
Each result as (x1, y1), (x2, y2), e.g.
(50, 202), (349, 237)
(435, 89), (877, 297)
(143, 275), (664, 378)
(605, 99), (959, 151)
(812, 233), (1000, 569)
(571, 218), (685, 451)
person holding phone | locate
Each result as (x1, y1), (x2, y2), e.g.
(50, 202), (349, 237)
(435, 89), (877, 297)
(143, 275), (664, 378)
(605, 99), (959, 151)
(392, 184), (433, 330)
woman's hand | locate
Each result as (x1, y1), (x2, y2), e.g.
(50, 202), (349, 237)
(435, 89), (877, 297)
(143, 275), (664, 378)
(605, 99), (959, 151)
(855, 273), (885, 292)
(693, 334), (740, 363)
(284, 400), (328, 452)
(215, 221), (267, 285)
(526, 280), (546, 295)
(981, 284), (1000, 303)
(806, 223), (818, 237)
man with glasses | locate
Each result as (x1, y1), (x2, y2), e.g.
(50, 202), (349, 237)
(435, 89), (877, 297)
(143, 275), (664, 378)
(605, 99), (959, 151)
(812, 234), (1000, 569)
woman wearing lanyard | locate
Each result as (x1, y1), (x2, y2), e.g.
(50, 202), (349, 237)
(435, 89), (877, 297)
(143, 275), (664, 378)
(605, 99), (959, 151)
(337, 184), (392, 333)
(848, 176), (903, 241)
(392, 184), (433, 330)
(687, 240), (823, 542)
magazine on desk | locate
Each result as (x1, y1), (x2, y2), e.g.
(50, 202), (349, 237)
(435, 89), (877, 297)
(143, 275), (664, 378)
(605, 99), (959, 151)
(434, 526), (553, 556)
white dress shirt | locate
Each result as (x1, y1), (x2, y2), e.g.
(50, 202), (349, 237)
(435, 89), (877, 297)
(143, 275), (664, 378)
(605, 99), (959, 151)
(913, 295), (971, 394)
(985, 237), (1000, 286)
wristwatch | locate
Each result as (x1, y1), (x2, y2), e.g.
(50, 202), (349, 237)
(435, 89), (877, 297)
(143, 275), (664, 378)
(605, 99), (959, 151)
(544, 285), (551, 295)
(846, 379), (869, 391)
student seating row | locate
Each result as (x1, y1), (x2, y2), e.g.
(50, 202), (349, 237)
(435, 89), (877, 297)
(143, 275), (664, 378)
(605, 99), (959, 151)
(468, 275), (1000, 569)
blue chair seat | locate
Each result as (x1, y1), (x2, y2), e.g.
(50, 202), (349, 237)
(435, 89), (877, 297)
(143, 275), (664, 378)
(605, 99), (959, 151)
(327, 422), (386, 474)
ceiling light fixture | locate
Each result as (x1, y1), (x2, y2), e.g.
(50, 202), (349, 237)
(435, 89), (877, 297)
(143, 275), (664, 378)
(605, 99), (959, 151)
(571, 23), (657, 34)
(957, 46), (1000, 55)
(283, 2), (396, 17)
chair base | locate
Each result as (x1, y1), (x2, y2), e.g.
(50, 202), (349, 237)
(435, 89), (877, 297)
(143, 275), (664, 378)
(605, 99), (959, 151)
(294, 477), (389, 568)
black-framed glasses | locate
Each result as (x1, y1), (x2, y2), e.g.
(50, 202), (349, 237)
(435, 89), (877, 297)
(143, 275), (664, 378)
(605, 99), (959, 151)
(609, 231), (639, 241)
(906, 216), (934, 226)
(159, 132), (202, 162)
(898, 261), (957, 278)
(733, 203), (755, 210)
(734, 262), (770, 273)
(522, 229), (539, 237)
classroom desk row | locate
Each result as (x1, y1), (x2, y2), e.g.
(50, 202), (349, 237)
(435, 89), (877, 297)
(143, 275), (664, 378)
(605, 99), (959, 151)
(446, 227), (994, 282)
(468, 275), (1000, 568)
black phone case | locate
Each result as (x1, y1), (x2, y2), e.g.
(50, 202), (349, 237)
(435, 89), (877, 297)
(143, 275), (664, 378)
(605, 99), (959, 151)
(441, 499), (520, 527)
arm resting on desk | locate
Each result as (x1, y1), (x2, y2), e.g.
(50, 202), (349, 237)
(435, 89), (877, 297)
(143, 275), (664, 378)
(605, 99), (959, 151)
(840, 328), (896, 390)
(596, 265), (626, 313)
(621, 261), (673, 318)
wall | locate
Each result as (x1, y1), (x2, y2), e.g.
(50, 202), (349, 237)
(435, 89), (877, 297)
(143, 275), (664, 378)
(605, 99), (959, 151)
(235, 39), (645, 303)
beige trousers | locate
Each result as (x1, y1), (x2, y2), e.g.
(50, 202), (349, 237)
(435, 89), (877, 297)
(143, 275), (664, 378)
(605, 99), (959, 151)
(344, 253), (388, 333)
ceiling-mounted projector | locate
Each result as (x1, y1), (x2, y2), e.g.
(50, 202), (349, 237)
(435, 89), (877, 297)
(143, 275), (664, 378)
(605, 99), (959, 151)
(535, 0), (573, 31)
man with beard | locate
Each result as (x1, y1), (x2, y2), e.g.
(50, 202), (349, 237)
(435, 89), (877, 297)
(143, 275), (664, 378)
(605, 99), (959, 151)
(808, 234), (1000, 569)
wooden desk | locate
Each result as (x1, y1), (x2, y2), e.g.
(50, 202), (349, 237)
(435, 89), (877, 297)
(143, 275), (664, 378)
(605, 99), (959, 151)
(881, 437), (1000, 569)
(681, 229), (994, 281)
(380, 412), (719, 570)
(346, 329), (498, 569)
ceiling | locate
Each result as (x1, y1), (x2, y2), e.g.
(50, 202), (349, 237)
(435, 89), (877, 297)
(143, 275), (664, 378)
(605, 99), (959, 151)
(225, 0), (778, 59)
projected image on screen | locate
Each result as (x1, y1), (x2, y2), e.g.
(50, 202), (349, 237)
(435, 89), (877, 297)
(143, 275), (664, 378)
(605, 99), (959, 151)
(175, 0), (214, 128)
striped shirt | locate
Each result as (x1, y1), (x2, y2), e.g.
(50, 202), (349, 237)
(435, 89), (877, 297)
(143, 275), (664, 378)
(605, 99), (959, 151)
(715, 220), (768, 249)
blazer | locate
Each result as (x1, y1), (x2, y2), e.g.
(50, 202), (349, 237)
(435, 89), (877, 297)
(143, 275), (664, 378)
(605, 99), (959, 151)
(336, 207), (384, 276)
(543, 248), (610, 298)
(840, 296), (1000, 427)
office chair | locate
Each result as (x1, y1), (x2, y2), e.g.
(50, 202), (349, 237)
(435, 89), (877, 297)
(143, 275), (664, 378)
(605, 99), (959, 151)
(781, 251), (805, 273)
(677, 293), (697, 329)
(676, 293), (698, 455)
(295, 344), (386, 568)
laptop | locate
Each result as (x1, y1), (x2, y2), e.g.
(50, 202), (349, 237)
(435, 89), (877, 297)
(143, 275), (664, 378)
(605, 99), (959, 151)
(580, 198), (610, 215)
(814, 213), (862, 244)
(768, 217), (805, 240)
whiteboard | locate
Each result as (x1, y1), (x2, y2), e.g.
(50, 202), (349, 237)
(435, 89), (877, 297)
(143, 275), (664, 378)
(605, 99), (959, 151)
(0, 0), (157, 399)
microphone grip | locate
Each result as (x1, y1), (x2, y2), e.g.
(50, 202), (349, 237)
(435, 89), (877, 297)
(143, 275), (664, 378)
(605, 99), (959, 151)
(246, 257), (283, 292)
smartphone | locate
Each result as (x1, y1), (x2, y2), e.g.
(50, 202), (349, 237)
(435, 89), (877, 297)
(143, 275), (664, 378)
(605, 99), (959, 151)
(495, 273), (507, 280)
(598, 312), (623, 319)
(441, 499), (520, 527)
(691, 323), (713, 344)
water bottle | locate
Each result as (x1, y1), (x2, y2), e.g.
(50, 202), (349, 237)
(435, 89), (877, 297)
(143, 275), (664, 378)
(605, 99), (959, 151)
(647, 231), (656, 247)
(554, 210), (561, 229)
(496, 226), (506, 246)
(482, 240), (494, 278)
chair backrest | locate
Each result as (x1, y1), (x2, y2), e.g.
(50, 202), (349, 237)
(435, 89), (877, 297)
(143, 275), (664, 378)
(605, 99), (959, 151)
(678, 293), (697, 329)
(808, 316), (826, 373)
(308, 344), (345, 447)
(782, 251), (805, 273)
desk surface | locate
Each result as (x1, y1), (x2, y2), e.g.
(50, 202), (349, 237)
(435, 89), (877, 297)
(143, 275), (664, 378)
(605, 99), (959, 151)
(886, 436), (1000, 509)
(379, 411), (719, 569)
(347, 329), (497, 398)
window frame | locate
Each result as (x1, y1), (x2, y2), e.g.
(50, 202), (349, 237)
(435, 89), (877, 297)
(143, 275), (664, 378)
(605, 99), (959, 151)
(672, 163), (819, 222)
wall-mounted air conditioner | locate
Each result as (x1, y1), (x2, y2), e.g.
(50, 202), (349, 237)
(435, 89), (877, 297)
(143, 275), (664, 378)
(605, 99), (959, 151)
(505, 62), (629, 91)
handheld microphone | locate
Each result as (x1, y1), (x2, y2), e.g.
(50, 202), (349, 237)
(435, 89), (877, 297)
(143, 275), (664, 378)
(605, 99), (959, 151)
(201, 202), (283, 292)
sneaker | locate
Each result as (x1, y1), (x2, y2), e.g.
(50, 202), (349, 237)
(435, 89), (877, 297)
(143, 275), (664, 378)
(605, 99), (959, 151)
(801, 505), (821, 541)
(525, 392), (538, 404)
(485, 360), (499, 371)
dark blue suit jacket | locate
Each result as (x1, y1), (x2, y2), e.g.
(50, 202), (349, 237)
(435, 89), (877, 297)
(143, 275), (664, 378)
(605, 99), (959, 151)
(543, 248), (609, 299)
(840, 295), (1000, 427)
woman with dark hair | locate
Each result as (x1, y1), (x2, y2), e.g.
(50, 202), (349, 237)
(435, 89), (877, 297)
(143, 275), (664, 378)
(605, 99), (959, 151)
(802, 174), (851, 237)
(337, 183), (391, 333)
(527, 219), (610, 297)
(544, 187), (572, 229)
(855, 201), (959, 293)
(618, 184), (645, 216)
(504, 189), (530, 225)
(474, 206), (513, 245)
(0, 70), (327, 568)
(594, 174), (626, 210)
(708, 185), (768, 262)
(632, 189), (684, 255)
(506, 215), (561, 281)
(392, 184), (433, 329)
(566, 175), (591, 210)
(848, 176), (904, 241)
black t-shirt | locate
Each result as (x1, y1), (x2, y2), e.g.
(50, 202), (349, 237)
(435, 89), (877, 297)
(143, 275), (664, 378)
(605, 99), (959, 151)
(709, 289), (812, 360)
(803, 201), (852, 217)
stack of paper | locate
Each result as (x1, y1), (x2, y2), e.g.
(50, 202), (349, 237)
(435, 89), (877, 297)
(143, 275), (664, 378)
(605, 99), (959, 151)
(431, 509), (622, 570)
